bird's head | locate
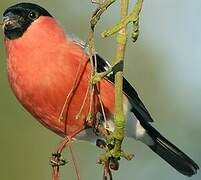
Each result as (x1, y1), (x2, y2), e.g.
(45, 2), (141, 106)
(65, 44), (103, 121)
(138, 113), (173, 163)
(2, 2), (52, 40)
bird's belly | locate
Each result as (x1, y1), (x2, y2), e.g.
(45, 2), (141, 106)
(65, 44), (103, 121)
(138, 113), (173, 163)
(7, 59), (117, 137)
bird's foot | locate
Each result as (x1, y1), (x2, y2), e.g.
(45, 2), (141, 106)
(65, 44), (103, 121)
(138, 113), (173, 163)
(50, 152), (68, 167)
(96, 138), (134, 172)
(97, 146), (134, 164)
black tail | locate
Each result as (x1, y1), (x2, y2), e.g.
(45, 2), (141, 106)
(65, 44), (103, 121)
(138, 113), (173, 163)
(143, 123), (199, 176)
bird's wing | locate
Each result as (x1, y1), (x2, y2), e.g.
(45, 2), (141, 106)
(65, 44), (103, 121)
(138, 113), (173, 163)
(95, 54), (154, 123)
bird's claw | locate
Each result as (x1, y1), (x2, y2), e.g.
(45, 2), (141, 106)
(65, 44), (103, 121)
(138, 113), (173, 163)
(96, 139), (107, 149)
(50, 152), (68, 167)
(96, 138), (134, 167)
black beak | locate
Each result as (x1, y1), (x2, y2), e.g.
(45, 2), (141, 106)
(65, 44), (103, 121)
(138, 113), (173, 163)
(3, 12), (21, 30)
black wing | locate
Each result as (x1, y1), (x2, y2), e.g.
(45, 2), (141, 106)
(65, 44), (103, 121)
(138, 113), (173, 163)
(95, 54), (154, 123)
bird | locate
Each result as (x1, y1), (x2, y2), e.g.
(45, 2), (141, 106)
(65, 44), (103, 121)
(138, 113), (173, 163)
(2, 2), (199, 176)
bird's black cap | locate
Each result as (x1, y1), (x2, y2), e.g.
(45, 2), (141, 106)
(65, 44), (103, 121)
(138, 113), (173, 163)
(3, 2), (52, 40)
(3, 2), (52, 17)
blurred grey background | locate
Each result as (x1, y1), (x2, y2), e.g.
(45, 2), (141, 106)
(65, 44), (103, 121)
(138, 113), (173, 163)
(0, 0), (200, 180)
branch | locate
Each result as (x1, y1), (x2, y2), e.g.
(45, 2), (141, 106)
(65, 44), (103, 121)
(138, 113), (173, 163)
(102, 0), (143, 38)
(108, 0), (129, 159)
(89, 0), (144, 177)
(91, 0), (117, 30)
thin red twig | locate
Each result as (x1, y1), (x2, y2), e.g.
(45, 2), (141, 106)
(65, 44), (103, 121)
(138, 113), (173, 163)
(103, 160), (112, 180)
(51, 129), (83, 180)
(68, 142), (81, 180)
(58, 50), (86, 125)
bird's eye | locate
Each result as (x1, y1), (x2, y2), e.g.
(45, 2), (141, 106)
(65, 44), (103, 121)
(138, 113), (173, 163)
(28, 11), (39, 20)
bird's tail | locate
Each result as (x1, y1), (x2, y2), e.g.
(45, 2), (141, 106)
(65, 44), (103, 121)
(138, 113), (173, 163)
(143, 123), (199, 176)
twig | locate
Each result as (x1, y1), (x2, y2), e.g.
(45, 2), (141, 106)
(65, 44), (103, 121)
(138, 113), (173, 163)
(97, 93), (108, 128)
(91, 0), (116, 30)
(103, 160), (113, 180)
(108, 0), (129, 159)
(51, 130), (83, 180)
(76, 84), (90, 119)
(68, 142), (81, 180)
(88, 0), (143, 177)
(57, 49), (87, 125)
(86, 31), (96, 124)
(96, 0), (144, 160)
(102, 0), (143, 38)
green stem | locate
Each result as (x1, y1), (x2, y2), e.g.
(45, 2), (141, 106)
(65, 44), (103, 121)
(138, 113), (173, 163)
(111, 0), (129, 157)
(90, 0), (144, 164)
(101, 0), (143, 37)
(91, 0), (116, 30)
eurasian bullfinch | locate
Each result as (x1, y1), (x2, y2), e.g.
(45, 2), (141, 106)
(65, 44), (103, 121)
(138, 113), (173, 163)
(2, 2), (199, 176)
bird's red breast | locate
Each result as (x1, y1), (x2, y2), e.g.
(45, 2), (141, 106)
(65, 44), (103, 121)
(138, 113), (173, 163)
(5, 16), (119, 137)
